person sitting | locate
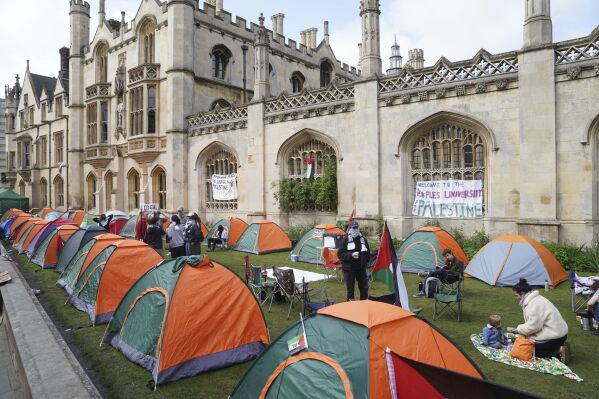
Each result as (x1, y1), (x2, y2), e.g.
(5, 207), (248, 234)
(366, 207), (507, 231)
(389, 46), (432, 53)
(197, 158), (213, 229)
(482, 314), (508, 349)
(207, 225), (228, 252)
(93, 213), (113, 231)
(415, 249), (464, 296)
(587, 281), (599, 336)
(507, 279), (569, 359)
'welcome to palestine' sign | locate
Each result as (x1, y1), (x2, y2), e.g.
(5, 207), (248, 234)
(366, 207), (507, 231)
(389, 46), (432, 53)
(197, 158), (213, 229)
(412, 180), (483, 218)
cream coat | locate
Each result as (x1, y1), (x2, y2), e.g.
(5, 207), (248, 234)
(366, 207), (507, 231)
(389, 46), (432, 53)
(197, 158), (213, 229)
(516, 291), (568, 342)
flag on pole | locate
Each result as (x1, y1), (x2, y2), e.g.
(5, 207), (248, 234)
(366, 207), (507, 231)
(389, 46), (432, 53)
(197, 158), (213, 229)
(287, 313), (309, 355)
(345, 205), (355, 230)
(304, 157), (315, 179)
(372, 221), (410, 311)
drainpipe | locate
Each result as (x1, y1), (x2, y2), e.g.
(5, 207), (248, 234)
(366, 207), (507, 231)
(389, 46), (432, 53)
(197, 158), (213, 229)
(241, 45), (248, 104)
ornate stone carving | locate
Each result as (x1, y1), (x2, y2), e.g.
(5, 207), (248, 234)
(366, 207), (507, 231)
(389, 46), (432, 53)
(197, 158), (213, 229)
(418, 91), (428, 101)
(555, 34), (599, 65)
(384, 97), (395, 106)
(456, 85), (466, 96)
(475, 82), (487, 93)
(435, 88), (446, 99)
(128, 64), (160, 85)
(495, 79), (509, 90)
(566, 66), (582, 80)
(595, 63), (599, 76)
(401, 94), (411, 104)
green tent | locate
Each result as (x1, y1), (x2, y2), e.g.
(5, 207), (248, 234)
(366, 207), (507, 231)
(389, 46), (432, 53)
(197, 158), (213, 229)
(0, 189), (29, 215)
(290, 225), (346, 264)
(120, 215), (138, 237)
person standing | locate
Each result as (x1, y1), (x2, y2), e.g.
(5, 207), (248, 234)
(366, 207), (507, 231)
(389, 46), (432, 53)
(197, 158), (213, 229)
(144, 215), (165, 256)
(134, 210), (147, 241)
(166, 215), (185, 258)
(184, 212), (204, 256)
(177, 207), (186, 223)
(338, 220), (370, 301)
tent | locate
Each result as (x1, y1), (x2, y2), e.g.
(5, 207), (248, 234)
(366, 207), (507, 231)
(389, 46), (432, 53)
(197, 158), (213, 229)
(104, 256), (269, 385)
(120, 215), (138, 238)
(17, 220), (50, 254)
(107, 211), (129, 234)
(464, 235), (568, 287)
(12, 218), (42, 249)
(1, 211), (28, 237)
(44, 211), (63, 221)
(234, 220), (292, 255)
(60, 210), (87, 226)
(80, 213), (99, 228)
(206, 217), (248, 247)
(396, 226), (468, 273)
(290, 224), (346, 264)
(25, 218), (77, 258)
(231, 300), (481, 399)
(35, 208), (54, 219)
(57, 233), (123, 294)
(67, 240), (163, 324)
(0, 189), (29, 216)
(1, 208), (23, 223)
(8, 214), (33, 239)
(55, 226), (111, 274)
(31, 225), (80, 269)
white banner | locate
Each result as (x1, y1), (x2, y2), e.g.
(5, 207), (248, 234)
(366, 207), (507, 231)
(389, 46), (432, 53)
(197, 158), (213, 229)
(412, 180), (483, 218)
(140, 203), (159, 213)
(211, 173), (238, 201)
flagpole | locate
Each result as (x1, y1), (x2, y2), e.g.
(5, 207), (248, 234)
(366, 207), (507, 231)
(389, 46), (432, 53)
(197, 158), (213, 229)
(300, 313), (308, 348)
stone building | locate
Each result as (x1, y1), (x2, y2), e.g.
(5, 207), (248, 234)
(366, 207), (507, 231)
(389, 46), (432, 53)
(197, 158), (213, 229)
(5, 0), (599, 244)
(0, 98), (6, 187)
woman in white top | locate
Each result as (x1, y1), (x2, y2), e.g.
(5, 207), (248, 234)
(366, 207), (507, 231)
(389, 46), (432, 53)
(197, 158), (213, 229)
(166, 215), (185, 258)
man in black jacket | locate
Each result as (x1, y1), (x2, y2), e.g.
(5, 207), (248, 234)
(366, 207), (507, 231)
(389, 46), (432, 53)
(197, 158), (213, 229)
(339, 220), (370, 301)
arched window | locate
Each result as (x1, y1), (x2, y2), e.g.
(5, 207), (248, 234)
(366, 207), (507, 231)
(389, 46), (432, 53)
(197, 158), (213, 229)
(410, 123), (486, 208)
(53, 176), (64, 208)
(210, 99), (231, 111)
(286, 137), (336, 179)
(211, 46), (231, 80)
(86, 173), (97, 211)
(291, 72), (305, 93)
(151, 167), (167, 209)
(147, 86), (157, 133)
(95, 43), (108, 83)
(320, 60), (333, 87)
(39, 179), (48, 207)
(203, 149), (238, 210)
(18, 181), (25, 196)
(104, 171), (113, 211)
(139, 19), (156, 64)
(127, 169), (140, 211)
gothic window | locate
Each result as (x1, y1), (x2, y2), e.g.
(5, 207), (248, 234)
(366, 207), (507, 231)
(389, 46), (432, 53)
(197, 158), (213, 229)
(210, 99), (231, 111)
(129, 87), (143, 136)
(41, 103), (47, 121)
(286, 137), (336, 179)
(291, 72), (305, 93)
(95, 43), (108, 83)
(40, 179), (48, 207)
(100, 101), (108, 142)
(53, 175), (64, 207)
(86, 173), (97, 211)
(23, 141), (31, 168)
(127, 169), (140, 211)
(320, 61), (333, 87)
(54, 132), (64, 164)
(204, 149), (238, 210)
(409, 123), (486, 207)
(87, 103), (98, 144)
(29, 107), (34, 127)
(39, 137), (47, 166)
(147, 86), (156, 133)
(55, 96), (63, 117)
(19, 181), (25, 196)
(104, 171), (113, 211)
(139, 19), (156, 64)
(151, 167), (167, 209)
(20, 111), (25, 129)
(211, 46), (231, 80)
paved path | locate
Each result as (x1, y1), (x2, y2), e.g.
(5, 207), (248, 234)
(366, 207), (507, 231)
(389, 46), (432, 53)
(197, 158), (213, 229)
(0, 318), (26, 399)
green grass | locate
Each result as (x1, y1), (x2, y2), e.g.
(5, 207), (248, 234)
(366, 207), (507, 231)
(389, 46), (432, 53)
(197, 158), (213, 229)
(9, 244), (599, 398)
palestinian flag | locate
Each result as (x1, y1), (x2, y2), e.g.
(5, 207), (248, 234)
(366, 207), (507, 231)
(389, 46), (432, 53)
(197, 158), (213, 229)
(304, 157), (315, 179)
(372, 222), (410, 311)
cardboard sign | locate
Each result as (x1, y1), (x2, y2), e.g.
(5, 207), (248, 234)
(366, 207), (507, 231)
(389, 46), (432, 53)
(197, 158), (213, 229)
(141, 203), (159, 213)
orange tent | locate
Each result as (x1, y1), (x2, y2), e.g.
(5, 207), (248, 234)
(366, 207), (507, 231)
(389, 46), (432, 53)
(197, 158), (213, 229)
(104, 256), (269, 385)
(206, 217), (249, 247)
(67, 240), (163, 324)
(30, 225), (80, 269)
(8, 214), (33, 238)
(57, 233), (124, 295)
(17, 220), (50, 254)
(12, 218), (42, 249)
(232, 301), (481, 399)
(465, 235), (568, 287)
(234, 220), (292, 254)
(1, 208), (22, 222)
(38, 207), (54, 218)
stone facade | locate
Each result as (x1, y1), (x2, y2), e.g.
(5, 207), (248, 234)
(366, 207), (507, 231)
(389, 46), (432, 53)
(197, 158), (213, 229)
(0, 98), (7, 187)
(5, 0), (599, 245)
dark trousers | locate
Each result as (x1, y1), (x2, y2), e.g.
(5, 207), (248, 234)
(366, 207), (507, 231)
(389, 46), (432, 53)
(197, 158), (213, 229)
(207, 237), (223, 250)
(170, 245), (185, 258)
(343, 268), (368, 301)
(535, 335), (567, 358)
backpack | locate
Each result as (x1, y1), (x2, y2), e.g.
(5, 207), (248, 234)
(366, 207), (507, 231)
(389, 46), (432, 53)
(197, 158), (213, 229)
(425, 277), (441, 298)
(184, 222), (204, 243)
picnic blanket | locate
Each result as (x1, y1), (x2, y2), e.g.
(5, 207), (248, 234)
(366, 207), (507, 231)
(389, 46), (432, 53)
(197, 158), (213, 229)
(470, 334), (583, 382)
(265, 267), (327, 283)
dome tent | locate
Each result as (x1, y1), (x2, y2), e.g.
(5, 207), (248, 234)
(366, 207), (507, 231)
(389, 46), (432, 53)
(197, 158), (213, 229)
(104, 256), (269, 385)
(55, 226), (107, 274)
(120, 214), (138, 238)
(234, 220), (292, 255)
(396, 226), (468, 273)
(465, 235), (568, 287)
(12, 218), (42, 250)
(30, 225), (79, 269)
(206, 217), (248, 247)
(290, 224), (346, 264)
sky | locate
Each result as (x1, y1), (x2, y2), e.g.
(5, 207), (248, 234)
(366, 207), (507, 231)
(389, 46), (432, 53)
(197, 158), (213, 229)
(0, 0), (598, 89)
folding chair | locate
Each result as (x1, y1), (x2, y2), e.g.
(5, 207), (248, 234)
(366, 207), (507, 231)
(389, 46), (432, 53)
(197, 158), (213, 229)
(433, 275), (463, 321)
(272, 267), (304, 319)
(569, 270), (593, 312)
(323, 248), (343, 281)
(366, 249), (378, 285)
(245, 256), (276, 308)
(302, 278), (334, 315)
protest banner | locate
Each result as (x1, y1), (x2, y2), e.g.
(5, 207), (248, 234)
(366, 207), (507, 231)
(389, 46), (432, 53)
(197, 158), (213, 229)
(412, 180), (483, 218)
(211, 173), (238, 201)
(141, 203), (160, 213)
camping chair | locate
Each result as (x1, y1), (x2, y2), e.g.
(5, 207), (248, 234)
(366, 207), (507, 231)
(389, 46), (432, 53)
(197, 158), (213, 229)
(433, 275), (463, 322)
(245, 257), (277, 307)
(569, 270), (593, 312)
(322, 248), (343, 281)
(302, 278), (334, 315)
(272, 267), (305, 319)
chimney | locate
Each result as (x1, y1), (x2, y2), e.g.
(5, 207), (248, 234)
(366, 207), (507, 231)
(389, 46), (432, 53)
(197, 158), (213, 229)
(120, 11), (126, 38)
(99, 0), (105, 27)
(324, 21), (329, 45)
(407, 49), (424, 69)
(271, 13), (284, 38)
(208, 0), (223, 15)
(300, 30), (307, 47)
(309, 28), (318, 49)
(59, 47), (70, 80)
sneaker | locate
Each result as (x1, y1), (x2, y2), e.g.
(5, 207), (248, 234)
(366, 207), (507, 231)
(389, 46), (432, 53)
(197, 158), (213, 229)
(559, 343), (571, 364)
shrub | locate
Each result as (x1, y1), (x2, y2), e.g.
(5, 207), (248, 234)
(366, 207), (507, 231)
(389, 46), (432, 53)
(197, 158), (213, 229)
(542, 241), (591, 272)
(287, 225), (313, 240)
(452, 227), (489, 260)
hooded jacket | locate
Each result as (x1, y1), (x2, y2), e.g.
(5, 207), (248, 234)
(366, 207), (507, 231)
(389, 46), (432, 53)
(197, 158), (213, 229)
(516, 290), (568, 342)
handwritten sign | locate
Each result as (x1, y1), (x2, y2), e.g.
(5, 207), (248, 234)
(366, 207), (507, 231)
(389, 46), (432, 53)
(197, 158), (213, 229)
(141, 203), (159, 213)
(412, 180), (483, 218)
(211, 173), (238, 201)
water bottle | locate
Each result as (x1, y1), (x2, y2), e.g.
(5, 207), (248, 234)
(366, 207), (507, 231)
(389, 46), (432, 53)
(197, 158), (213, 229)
(544, 280), (549, 292)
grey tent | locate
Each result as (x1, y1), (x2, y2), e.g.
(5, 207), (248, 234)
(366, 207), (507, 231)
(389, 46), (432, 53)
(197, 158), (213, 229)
(0, 189), (29, 215)
(55, 225), (106, 273)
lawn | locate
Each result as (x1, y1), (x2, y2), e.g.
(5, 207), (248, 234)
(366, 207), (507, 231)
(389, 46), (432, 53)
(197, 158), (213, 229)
(8, 244), (599, 399)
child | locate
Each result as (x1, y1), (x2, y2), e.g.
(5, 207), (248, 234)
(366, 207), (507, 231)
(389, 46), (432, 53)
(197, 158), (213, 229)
(482, 314), (508, 349)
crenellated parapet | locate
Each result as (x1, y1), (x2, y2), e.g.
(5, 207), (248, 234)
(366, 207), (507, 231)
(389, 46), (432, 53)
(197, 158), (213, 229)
(554, 26), (599, 81)
(187, 105), (248, 136)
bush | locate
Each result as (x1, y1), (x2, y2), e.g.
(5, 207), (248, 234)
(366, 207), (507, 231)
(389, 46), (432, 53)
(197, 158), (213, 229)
(451, 227), (489, 260)
(542, 241), (595, 272)
(287, 225), (313, 240)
